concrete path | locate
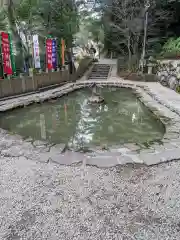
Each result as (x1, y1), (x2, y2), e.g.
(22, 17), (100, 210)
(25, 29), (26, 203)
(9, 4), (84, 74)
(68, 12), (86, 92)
(1, 65), (180, 239)
(110, 76), (180, 115)
(97, 58), (117, 65)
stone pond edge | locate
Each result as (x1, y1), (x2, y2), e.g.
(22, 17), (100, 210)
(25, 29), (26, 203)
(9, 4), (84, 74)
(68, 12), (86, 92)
(0, 80), (180, 167)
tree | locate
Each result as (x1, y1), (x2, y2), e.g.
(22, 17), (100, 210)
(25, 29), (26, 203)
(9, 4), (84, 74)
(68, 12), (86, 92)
(13, 0), (45, 68)
(105, 0), (145, 67)
(86, 17), (104, 45)
(0, 8), (8, 31)
(102, 0), (175, 69)
(36, 0), (79, 48)
(0, 0), (79, 72)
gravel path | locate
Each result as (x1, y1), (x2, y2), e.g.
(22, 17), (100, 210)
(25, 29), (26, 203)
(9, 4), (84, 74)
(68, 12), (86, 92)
(0, 156), (180, 240)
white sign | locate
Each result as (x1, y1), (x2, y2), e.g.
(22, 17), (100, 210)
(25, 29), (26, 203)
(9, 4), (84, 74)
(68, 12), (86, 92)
(33, 35), (41, 68)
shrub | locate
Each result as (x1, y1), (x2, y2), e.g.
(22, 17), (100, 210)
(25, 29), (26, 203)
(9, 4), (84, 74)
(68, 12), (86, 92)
(161, 38), (180, 59)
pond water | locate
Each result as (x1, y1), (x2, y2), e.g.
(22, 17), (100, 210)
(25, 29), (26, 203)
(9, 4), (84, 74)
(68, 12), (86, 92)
(0, 87), (165, 149)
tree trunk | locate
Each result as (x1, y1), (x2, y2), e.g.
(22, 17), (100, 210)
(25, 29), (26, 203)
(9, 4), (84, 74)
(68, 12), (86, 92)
(127, 35), (132, 70)
(132, 36), (140, 70)
(7, 0), (24, 72)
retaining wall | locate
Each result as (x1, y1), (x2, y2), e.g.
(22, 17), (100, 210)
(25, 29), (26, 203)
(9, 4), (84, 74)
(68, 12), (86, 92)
(0, 57), (93, 99)
(157, 59), (180, 90)
(117, 57), (158, 82)
(118, 72), (158, 82)
(0, 70), (69, 98)
(70, 57), (93, 82)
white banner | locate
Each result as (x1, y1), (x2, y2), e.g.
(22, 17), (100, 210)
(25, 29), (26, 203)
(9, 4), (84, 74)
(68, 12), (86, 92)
(33, 35), (41, 68)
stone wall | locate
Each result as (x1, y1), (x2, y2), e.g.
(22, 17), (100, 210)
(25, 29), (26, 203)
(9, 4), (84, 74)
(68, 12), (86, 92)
(70, 57), (93, 82)
(118, 72), (158, 82)
(0, 70), (69, 98)
(0, 57), (93, 99)
(157, 59), (180, 90)
(117, 57), (158, 82)
(117, 55), (139, 73)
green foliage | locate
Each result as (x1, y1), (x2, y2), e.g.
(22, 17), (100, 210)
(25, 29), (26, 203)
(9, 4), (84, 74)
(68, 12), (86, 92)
(14, 0), (44, 35)
(86, 17), (104, 44)
(176, 85), (180, 93)
(158, 37), (180, 59)
(0, 9), (8, 31)
(36, 0), (79, 47)
(103, 0), (177, 59)
(162, 38), (180, 53)
(0, 0), (80, 72)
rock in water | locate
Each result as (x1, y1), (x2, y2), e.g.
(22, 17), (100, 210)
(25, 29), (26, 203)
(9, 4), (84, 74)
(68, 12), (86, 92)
(88, 95), (105, 104)
(88, 83), (105, 104)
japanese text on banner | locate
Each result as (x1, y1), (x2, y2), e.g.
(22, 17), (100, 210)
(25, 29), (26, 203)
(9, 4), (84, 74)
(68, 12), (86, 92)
(33, 35), (41, 68)
(1, 32), (13, 75)
(46, 38), (53, 70)
(52, 39), (57, 69)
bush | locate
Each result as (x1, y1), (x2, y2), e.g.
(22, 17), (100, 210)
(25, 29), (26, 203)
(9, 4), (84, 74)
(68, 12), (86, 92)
(160, 38), (180, 59)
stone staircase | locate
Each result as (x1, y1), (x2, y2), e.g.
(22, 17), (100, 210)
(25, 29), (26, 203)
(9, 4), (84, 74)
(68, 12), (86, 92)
(88, 64), (111, 80)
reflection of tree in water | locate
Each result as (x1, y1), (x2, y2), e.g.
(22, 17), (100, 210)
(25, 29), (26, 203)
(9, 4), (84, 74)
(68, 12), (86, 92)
(68, 99), (96, 150)
(40, 114), (46, 140)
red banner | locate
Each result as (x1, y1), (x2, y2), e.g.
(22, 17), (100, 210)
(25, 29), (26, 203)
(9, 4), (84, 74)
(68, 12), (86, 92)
(46, 38), (53, 70)
(1, 32), (13, 75)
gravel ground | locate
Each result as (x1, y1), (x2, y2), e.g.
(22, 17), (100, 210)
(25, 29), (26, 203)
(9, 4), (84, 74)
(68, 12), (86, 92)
(0, 156), (180, 240)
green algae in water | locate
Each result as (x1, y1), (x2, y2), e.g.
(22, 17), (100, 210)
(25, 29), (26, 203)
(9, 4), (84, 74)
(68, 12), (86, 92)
(0, 87), (165, 149)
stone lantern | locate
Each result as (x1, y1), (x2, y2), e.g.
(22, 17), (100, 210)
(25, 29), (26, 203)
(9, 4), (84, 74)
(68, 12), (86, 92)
(147, 56), (156, 74)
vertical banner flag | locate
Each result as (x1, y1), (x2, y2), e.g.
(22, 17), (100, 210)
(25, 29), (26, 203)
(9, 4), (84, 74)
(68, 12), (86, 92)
(52, 39), (57, 69)
(61, 39), (65, 66)
(8, 32), (16, 76)
(33, 35), (41, 68)
(46, 38), (53, 70)
(1, 32), (13, 75)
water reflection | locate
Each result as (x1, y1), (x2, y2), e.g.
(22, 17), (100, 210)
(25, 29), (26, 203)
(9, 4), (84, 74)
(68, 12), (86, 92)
(132, 113), (136, 123)
(0, 88), (165, 147)
(69, 98), (94, 148)
(40, 114), (46, 140)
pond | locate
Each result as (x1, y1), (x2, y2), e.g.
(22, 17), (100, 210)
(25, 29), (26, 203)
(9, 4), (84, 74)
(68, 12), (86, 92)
(0, 87), (165, 150)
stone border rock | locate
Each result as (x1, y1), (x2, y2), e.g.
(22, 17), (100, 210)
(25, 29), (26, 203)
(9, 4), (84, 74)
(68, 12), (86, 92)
(0, 80), (180, 167)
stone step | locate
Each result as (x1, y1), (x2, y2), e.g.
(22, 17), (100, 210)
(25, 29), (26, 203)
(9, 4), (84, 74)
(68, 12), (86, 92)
(94, 66), (110, 68)
(91, 73), (109, 75)
(89, 77), (108, 79)
(90, 71), (109, 72)
(90, 73), (109, 74)
(90, 73), (109, 76)
(90, 75), (109, 77)
(94, 64), (110, 66)
(90, 73), (109, 75)
(88, 64), (111, 80)
(89, 76), (109, 79)
(91, 70), (110, 72)
(91, 72), (109, 74)
(91, 71), (110, 73)
(90, 71), (109, 73)
(91, 69), (109, 71)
